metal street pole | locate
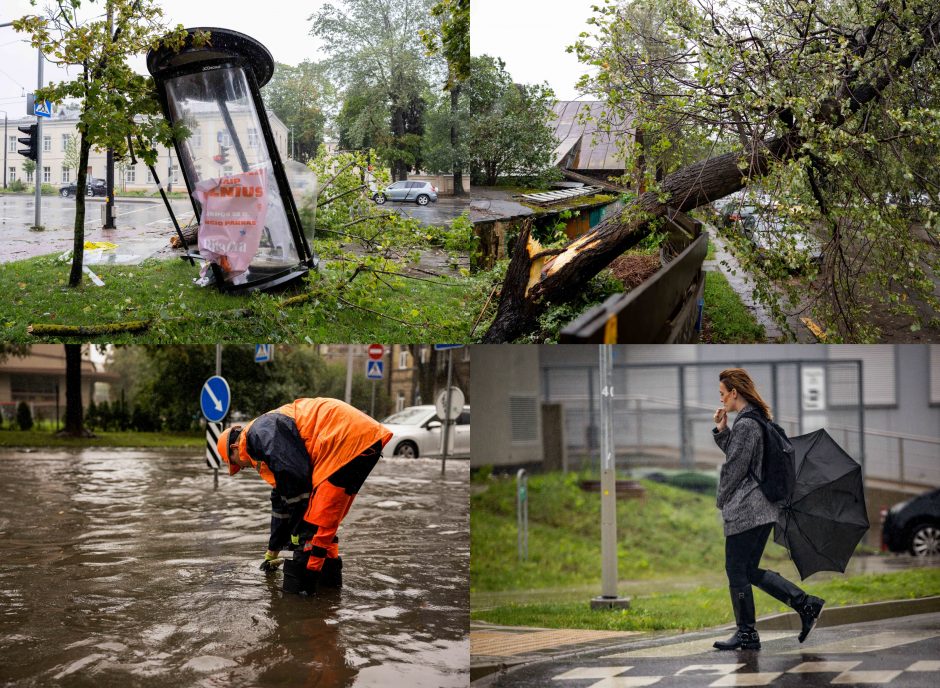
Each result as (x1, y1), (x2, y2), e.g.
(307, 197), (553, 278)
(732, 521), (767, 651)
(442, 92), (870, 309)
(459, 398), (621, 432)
(2, 111), (7, 189)
(344, 346), (354, 404)
(104, 3), (115, 228)
(370, 379), (376, 418)
(591, 345), (630, 610)
(34, 46), (42, 228)
(441, 349), (454, 476)
(214, 344), (221, 488)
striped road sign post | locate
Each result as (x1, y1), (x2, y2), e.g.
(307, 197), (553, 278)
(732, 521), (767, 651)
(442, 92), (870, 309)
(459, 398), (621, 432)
(206, 421), (224, 470)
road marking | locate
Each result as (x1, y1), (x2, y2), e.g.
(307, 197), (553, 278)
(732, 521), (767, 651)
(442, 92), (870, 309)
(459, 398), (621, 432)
(906, 660), (940, 671)
(553, 667), (632, 680)
(676, 664), (744, 676)
(788, 661), (861, 673)
(781, 631), (940, 655)
(708, 673), (782, 686)
(589, 678), (663, 687)
(830, 669), (903, 684)
(604, 632), (792, 658)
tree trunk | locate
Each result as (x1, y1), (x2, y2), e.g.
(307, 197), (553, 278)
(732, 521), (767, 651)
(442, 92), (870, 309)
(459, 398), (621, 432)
(68, 132), (93, 287)
(481, 136), (797, 342)
(63, 344), (84, 436)
(390, 101), (408, 182)
(482, 11), (940, 343)
(450, 84), (465, 196)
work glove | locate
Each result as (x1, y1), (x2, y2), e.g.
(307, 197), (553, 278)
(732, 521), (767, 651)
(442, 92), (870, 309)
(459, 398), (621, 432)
(289, 534), (301, 550)
(259, 551), (283, 572)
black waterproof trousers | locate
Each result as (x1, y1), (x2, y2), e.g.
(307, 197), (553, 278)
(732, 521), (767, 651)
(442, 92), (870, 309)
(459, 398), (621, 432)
(724, 522), (775, 587)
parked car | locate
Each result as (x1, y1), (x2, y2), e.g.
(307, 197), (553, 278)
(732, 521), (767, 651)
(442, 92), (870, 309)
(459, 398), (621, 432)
(372, 180), (438, 206)
(60, 178), (107, 198)
(737, 214), (824, 271)
(381, 404), (469, 458)
(882, 488), (940, 556)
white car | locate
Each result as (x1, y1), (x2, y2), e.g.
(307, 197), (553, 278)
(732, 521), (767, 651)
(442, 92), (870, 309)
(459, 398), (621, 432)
(381, 405), (470, 458)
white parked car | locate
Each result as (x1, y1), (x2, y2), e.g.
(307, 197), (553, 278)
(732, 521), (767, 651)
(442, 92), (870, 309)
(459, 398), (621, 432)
(381, 405), (470, 458)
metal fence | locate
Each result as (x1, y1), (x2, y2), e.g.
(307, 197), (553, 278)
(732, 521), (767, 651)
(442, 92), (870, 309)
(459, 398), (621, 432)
(539, 360), (898, 479)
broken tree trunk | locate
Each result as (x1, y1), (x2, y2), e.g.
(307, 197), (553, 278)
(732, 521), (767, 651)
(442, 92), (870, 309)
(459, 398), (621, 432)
(482, 135), (798, 342)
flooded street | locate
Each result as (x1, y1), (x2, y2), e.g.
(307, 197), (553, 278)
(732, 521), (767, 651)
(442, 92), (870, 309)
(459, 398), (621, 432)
(0, 449), (469, 687)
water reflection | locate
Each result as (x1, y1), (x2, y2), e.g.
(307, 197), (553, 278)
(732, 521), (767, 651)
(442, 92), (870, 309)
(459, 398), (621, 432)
(0, 449), (469, 686)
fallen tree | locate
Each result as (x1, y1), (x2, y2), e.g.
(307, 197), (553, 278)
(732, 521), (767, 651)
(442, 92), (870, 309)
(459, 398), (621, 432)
(483, 1), (940, 342)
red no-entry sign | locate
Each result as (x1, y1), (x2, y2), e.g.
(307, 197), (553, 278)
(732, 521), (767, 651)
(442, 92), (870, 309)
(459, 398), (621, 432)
(368, 343), (384, 360)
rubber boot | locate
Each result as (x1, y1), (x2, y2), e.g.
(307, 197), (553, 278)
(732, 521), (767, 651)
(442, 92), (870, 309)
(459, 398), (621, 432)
(282, 551), (320, 596)
(756, 570), (824, 642)
(714, 586), (761, 650)
(321, 556), (342, 588)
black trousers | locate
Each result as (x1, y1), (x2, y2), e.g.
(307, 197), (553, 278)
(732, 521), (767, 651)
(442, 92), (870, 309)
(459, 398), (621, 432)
(724, 522), (774, 588)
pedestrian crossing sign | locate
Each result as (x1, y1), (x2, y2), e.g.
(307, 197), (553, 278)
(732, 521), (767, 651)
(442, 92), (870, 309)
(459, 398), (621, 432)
(34, 100), (52, 118)
(366, 359), (384, 380)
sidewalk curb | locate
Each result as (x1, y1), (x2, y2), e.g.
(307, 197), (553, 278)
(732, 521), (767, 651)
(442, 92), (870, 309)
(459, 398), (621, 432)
(470, 595), (940, 685)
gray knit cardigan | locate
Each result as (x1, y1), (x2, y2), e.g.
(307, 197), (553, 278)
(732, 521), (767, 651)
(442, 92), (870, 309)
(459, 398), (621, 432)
(712, 404), (779, 536)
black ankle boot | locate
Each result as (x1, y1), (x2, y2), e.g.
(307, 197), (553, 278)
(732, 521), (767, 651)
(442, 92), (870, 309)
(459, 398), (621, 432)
(321, 556), (342, 588)
(714, 586), (761, 651)
(797, 595), (825, 643)
(756, 571), (824, 643)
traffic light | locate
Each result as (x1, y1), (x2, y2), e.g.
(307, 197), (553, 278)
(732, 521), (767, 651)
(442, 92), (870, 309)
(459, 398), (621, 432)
(213, 145), (230, 166)
(17, 124), (38, 162)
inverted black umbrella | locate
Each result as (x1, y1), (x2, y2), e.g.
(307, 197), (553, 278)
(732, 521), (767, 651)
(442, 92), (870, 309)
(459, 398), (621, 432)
(774, 429), (870, 580)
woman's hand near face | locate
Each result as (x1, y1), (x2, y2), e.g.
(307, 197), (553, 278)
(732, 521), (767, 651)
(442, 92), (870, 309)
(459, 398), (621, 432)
(714, 407), (728, 432)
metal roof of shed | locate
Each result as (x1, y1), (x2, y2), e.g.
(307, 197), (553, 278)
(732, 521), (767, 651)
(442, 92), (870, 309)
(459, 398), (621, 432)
(550, 101), (632, 171)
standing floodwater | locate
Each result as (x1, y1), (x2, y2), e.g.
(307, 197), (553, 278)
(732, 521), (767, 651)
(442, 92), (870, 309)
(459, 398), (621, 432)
(0, 449), (469, 687)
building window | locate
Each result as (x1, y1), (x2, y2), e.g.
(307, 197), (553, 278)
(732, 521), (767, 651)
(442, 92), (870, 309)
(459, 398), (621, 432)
(828, 345), (897, 407)
(124, 166), (136, 184)
(42, 135), (51, 152)
(146, 169), (154, 184)
(26, 169), (33, 183)
(419, 346), (428, 364)
(61, 133), (71, 151)
(61, 167), (70, 183)
(396, 391), (406, 413)
(42, 166), (51, 183)
(8, 167), (15, 182)
(10, 374), (57, 403)
(8, 136), (15, 153)
(170, 165), (181, 184)
(218, 131), (232, 147)
(248, 127), (259, 148)
(399, 350), (409, 369)
(190, 131), (202, 148)
(222, 166), (233, 177)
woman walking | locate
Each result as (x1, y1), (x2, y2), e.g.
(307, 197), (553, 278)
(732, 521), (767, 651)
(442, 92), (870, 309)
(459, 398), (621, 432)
(712, 368), (824, 650)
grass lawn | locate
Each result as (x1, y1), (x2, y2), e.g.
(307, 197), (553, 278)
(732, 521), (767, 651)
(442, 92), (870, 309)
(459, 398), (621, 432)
(471, 568), (940, 632)
(0, 254), (484, 342)
(471, 471), (792, 593)
(702, 270), (766, 342)
(0, 429), (203, 448)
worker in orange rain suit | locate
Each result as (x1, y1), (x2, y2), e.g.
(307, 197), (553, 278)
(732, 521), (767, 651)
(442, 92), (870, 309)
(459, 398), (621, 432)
(217, 398), (392, 595)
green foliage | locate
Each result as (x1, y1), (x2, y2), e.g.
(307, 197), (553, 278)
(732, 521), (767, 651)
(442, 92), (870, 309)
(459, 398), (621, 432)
(16, 401), (33, 431)
(421, 87), (468, 175)
(262, 61), (335, 162)
(703, 271), (766, 343)
(420, 0), (470, 88)
(0, 429), (202, 448)
(467, 55), (560, 186)
(7, 180), (27, 193)
(471, 472), (776, 593)
(527, 270), (624, 342)
(571, 0), (940, 340)
(473, 569), (940, 631)
(312, 0), (438, 179)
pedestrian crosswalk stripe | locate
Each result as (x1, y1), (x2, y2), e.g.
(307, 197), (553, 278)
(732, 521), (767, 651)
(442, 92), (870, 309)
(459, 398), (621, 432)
(906, 661), (940, 671)
(588, 678), (662, 687)
(552, 667), (631, 680)
(677, 664), (743, 676)
(709, 672), (782, 686)
(603, 632), (792, 658)
(781, 631), (940, 655)
(788, 661), (861, 673)
(831, 669), (903, 684)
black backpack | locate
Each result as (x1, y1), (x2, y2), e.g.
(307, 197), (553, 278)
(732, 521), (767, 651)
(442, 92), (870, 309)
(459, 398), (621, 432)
(739, 410), (796, 504)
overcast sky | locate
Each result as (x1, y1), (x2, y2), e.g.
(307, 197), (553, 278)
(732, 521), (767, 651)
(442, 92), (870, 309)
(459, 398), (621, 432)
(0, 0), (328, 120)
(470, 0), (598, 100)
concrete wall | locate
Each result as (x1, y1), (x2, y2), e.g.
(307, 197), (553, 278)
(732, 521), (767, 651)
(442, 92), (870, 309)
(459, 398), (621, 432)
(470, 345), (543, 469)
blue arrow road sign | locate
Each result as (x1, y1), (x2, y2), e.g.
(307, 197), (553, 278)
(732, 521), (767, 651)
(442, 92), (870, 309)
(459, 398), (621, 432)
(366, 359), (384, 380)
(34, 100), (51, 118)
(255, 344), (273, 363)
(200, 376), (231, 422)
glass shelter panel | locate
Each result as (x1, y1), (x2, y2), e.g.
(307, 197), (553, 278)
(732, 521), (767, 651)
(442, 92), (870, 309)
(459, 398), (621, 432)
(164, 66), (298, 278)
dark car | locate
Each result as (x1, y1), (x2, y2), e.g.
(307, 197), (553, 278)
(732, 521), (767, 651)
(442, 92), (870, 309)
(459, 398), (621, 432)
(60, 178), (107, 198)
(882, 488), (940, 556)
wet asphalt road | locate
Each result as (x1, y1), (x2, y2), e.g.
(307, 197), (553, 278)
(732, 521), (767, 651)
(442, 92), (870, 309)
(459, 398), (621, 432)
(0, 194), (469, 264)
(0, 449), (469, 687)
(485, 612), (940, 687)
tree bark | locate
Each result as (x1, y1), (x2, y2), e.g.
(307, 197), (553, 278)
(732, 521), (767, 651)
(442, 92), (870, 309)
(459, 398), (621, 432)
(68, 131), (93, 287)
(63, 344), (84, 436)
(450, 83), (465, 196)
(481, 11), (940, 343)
